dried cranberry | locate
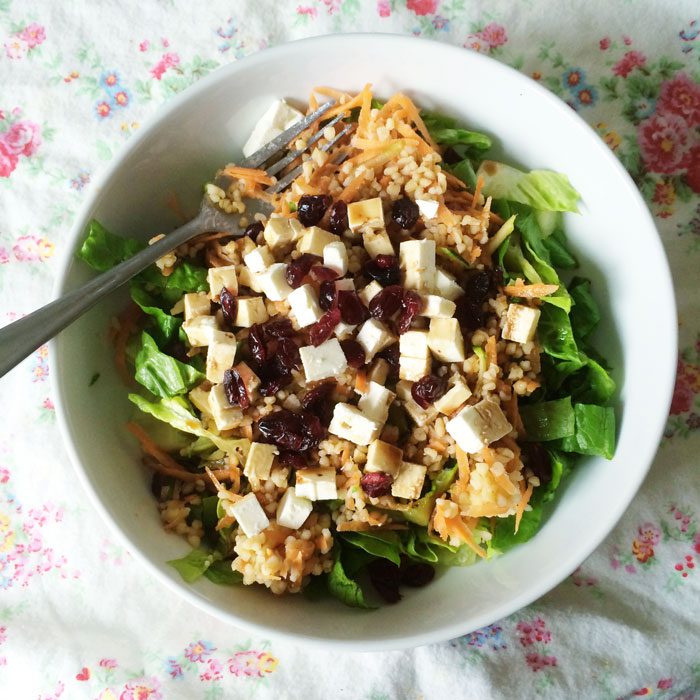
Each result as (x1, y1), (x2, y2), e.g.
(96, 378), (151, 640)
(490, 265), (504, 289)
(248, 323), (267, 364)
(286, 253), (321, 289)
(276, 337), (301, 372)
(378, 343), (400, 381)
(369, 285), (403, 321)
(164, 340), (190, 364)
(223, 368), (250, 409)
(360, 471), (393, 497)
(298, 194), (332, 227)
(411, 375), (447, 409)
(463, 269), (492, 302)
(524, 443), (552, 485)
(397, 290), (424, 334)
(340, 339), (366, 368)
(257, 409), (326, 451)
(278, 451), (307, 470)
(302, 379), (336, 425)
(318, 280), (337, 311)
(219, 287), (237, 328)
(310, 265), (339, 282)
(442, 146), (461, 165)
(401, 562), (435, 587)
(327, 200), (348, 234)
(243, 221), (264, 240)
(337, 290), (368, 325)
(391, 197), (419, 229)
(264, 317), (295, 338)
(259, 372), (291, 397)
(454, 295), (484, 332)
(367, 559), (402, 604)
(364, 255), (400, 287)
(309, 307), (341, 346)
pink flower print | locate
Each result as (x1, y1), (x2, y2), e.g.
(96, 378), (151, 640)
(670, 361), (696, 414)
(516, 618), (552, 646)
(321, 0), (341, 13)
(99, 658), (117, 669)
(228, 650), (279, 677)
(161, 38), (170, 48)
(599, 37), (611, 50)
(4, 120), (41, 157)
(377, 0), (391, 17)
(96, 101), (111, 118)
(296, 5), (318, 17)
(0, 626), (6, 644)
(638, 112), (693, 175)
(18, 23), (46, 49)
(43, 397), (54, 410)
(0, 140), (18, 178)
(200, 657), (223, 682)
(139, 40), (149, 52)
(637, 522), (661, 545)
(623, 35), (632, 46)
(0, 247), (9, 264)
(150, 52), (180, 80)
(184, 640), (214, 662)
(407, 0), (438, 15)
(625, 563), (637, 573)
(4, 37), (28, 59)
(165, 657), (183, 679)
(476, 23), (508, 49)
(114, 90), (130, 107)
(658, 678), (674, 690)
(612, 50), (646, 78)
(118, 677), (162, 700)
(12, 235), (54, 262)
(0, 468), (9, 484)
(658, 72), (700, 127)
(525, 652), (557, 672)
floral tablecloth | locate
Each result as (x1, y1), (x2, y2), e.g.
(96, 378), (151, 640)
(0, 1), (699, 698)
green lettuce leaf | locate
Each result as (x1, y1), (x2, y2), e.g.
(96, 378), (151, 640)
(477, 161), (580, 212)
(556, 404), (616, 459)
(537, 305), (583, 365)
(569, 277), (601, 339)
(130, 281), (182, 346)
(422, 111), (492, 152)
(543, 229), (577, 269)
(327, 550), (375, 609)
(565, 351), (616, 404)
(167, 548), (219, 583)
(77, 219), (144, 271)
(340, 531), (402, 566)
(519, 397), (575, 442)
(203, 559), (243, 586)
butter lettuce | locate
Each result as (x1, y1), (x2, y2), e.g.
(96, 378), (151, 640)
(77, 219), (144, 271)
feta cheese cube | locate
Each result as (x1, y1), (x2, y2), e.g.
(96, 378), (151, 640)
(357, 381), (396, 424)
(396, 380), (438, 427)
(400, 239), (436, 292)
(365, 439), (403, 476)
(244, 442), (278, 482)
(358, 280), (383, 306)
(242, 99), (304, 158)
(288, 283), (323, 327)
(434, 377), (472, 416)
(236, 264), (263, 294)
(419, 294), (456, 319)
(399, 330), (430, 359)
(367, 358), (390, 385)
(299, 338), (348, 382)
(391, 461), (427, 499)
(234, 362), (261, 400)
(399, 355), (431, 382)
(428, 317), (466, 362)
(335, 278), (355, 292)
(297, 226), (339, 257)
(234, 296), (269, 327)
(257, 263), (293, 301)
(295, 467), (338, 501)
(276, 487), (313, 529)
(244, 245), (275, 274)
(502, 304), (541, 344)
(238, 236), (257, 258)
(416, 198), (439, 221)
(334, 321), (356, 340)
(264, 217), (299, 251)
(446, 398), (512, 454)
(189, 384), (213, 418)
(328, 403), (382, 446)
(434, 268), (464, 301)
(347, 197), (384, 230)
(205, 332), (237, 383)
(207, 265), (238, 300)
(183, 292), (210, 321)
(356, 319), (395, 361)
(230, 492), (270, 537)
(323, 241), (348, 276)
(208, 384), (243, 431)
(183, 315), (219, 347)
(363, 231), (394, 258)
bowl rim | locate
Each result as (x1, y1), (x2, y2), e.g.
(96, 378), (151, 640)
(49, 32), (677, 651)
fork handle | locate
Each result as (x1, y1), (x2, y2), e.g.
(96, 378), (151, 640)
(0, 216), (206, 379)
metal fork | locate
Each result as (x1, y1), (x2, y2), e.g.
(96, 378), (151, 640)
(0, 99), (354, 378)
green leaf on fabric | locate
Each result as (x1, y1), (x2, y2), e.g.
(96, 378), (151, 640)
(76, 219), (145, 271)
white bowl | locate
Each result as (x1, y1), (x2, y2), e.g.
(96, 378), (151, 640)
(50, 34), (676, 651)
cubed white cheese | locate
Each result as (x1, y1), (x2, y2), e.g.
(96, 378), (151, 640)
(234, 362), (261, 400)
(238, 236), (257, 258)
(296, 226), (339, 257)
(328, 403), (382, 446)
(189, 384), (213, 418)
(334, 321), (356, 340)
(183, 292), (210, 321)
(207, 265), (238, 300)
(234, 296), (269, 327)
(399, 355), (431, 382)
(502, 304), (541, 344)
(299, 338), (348, 382)
(399, 330), (430, 359)
(446, 398), (513, 454)
(264, 217), (299, 251)
(400, 239), (436, 292)
(416, 198), (439, 221)
(244, 245), (275, 274)
(356, 319), (395, 361)
(428, 317), (466, 362)
(244, 442), (278, 482)
(434, 268), (464, 301)
(182, 315), (219, 347)
(347, 197), (384, 230)
(365, 439), (403, 476)
(170, 298), (185, 315)
(208, 383), (243, 431)
(295, 467), (338, 501)
(276, 487), (313, 529)
(323, 241), (348, 276)
(335, 278), (355, 291)
(288, 283), (323, 327)
(357, 381), (396, 424)
(392, 462), (427, 500)
(396, 380), (438, 427)
(205, 332), (237, 383)
(236, 264), (263, 294)
(419, 294), (456, 319)
(358, 280), (383, 306)
(367, 358), (390, 385)
(434, 377), (472, 415)
(363, 231), (394, 258)
(230, 492), (270, 537)
(242, 99), (305, 158)
(257, 263), (293, 301)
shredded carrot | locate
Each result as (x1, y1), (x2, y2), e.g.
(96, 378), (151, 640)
(391, 93), (439, 151)
(432, 503), (487, 558)
(514, 483), (534, 534)
(308, 92), (318, 111)
(455, 447), (470, 479)
(313, 85), (352, 100)
(437, 201), (457, 226)
(356, 83), (373, 139)
(114, 304), (141, 385)
(485, 334), (498, 367)
(355, 369), (368, 394)
(338, 174), (367, 202)
(222, 165), (275, 186)
(466, 504), (514, 518)
(495, 472), (518, 495)
(266, 524), (294, 547)
(428, 438), (447, 454)
(503, 282), (559, 298)
(351, 136), (419, 150)
(505, 395), (526, 437)
(395, 122), (433, 155)
(472, 175), (484, 207)
(320, 91), (365, 121)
